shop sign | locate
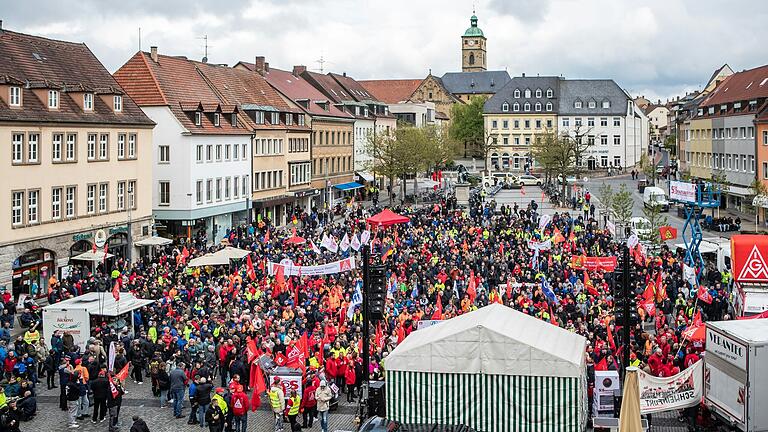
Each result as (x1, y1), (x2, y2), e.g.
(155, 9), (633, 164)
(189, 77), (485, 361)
(94, 229), (107, 248)
(109, 225), (128, 235)
(73, 232), (93, 242)
(294, 189), (319, 198)
(44, 252), (52, 261)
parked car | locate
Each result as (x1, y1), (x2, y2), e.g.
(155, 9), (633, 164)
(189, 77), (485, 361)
(642, 186), (670, 211)
(629, 216), (652, 237)
(516, 174), (542, 186)
(557, 174), (578, 185)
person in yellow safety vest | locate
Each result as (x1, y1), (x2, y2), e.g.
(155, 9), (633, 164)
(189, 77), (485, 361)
(268, 377), (286, 432)
(629, 352), (641, 368)
(23, 325), (41, 345)
(286, 389), (302, 431)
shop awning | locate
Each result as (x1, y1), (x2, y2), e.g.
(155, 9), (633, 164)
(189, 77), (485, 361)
(334, 182), (364, 191)
(134, 236), (172, 246)
(251, 195), (295, 208)
(728, 185), (754, 197)
(356, 171), (374, 182)
(754, 195), (768, 209)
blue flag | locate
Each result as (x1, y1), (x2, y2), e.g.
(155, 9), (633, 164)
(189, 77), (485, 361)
(541, 279), (559, 305)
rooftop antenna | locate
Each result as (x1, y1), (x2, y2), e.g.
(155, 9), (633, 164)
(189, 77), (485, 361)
(138, 27), (141, 51)
(198, 34), (211, 63)
(316, 54), (327, 73)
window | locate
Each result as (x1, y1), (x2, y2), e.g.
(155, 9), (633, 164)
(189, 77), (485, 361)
(764, 162), (768, 180)
(87, 133), (96, 160)
(83, 93), (93, 111)
(233, 177), (239, 199)
(128, 181), (136, 209)
(524, 89), (531, 98)
(225, 177), (231, 199)
(51, 133), (63, 162)
(575, 118), (582, 127)
(524, 120), (530, 129)
(117, 133), (126, 159)
(513, 102), (520, 112)
(748, 127), (755, 139)
(613, 117), (620, 127)
(600, 117), (608, 127)
(242, 175), (248, 196)
(546, 89), (553, 98)
(27, 133), (39, 163)
(535, 102), (542, 112)
(231, 113), (238, 127)
(65, 186), (76, 218)
(87, 184), (96, 214)
(614, 156), (621, 166)
(525, 136), (531, 145)
(117, 182), (125, 210)
(285, 114), (293, 126)
(206, 145), (213, 161)
(503, 136), (509, 145)
(492, 120), (498, 129)
(206, 179), (213, 202)
(9, 86), (21, 106)
(587, 135), (595, 146)
(66, 133), (77, 161)
(214, 113), (220, 126)
(546, 119), (552, 128)
(216, 145), (222, 161)
(225, 144), (231, 160)
(195, 112), (202, 126)
(159, 145), (170, 163)
(12, 133), (23, 164)
(574, 100), (582, 109)
(613, 135), (621, 146)
(232, 142), (239, 160)
(750, 155), (755, 173)
(98, 183), (108, 212)
(586, 117), (594, 127)
(99, 133), (109, 160)
(600, 135), (608, 146)
(601, 156), (608, 167)
(216, 178), (222, 200)
(502, 120), (509, 129)
(524, 102), (531, 112)
(562, 117), (570, 127)
(51, 187), (62, 220)
(513, 120), (520, 129)
(535, 89), (542, 98)
(513, 89), (520, 98)
(128, 134), (137, 158)
(502, 102), (509, 112)
(113, 95), (122, 112)
(159, 181), (170, 205)
(271, 112), (279, 125)
(545, 102), (552, 111)
(764, 130), (768, 145)
(535, 120), (542, 129)
(48, 90), (59, 109)
(602, 100), (610, 109)
(12, 191), (23, 226)
(241, 144), (247, 159)
(742, 155), (747, 172)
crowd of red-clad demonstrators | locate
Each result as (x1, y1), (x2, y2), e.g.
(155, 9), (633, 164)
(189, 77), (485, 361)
(0, 193), (736, 431)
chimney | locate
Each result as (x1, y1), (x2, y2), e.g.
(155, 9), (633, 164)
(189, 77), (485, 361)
(522, 72), (526, 77)
(254, 56), (265, 75)
(343, 72), (346, 77)
(292, 65), (306, 76)
(0, 20), (3, 30)
(264, 62), (269, 73)
(150, 46), (158, 63)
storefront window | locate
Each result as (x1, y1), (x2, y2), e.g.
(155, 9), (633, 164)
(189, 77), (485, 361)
(12, 249), (55, 300)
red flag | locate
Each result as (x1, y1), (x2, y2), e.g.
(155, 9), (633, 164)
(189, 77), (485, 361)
(375, 322), (384, 349)
(250, 363), (266, 411)
(697, 286), (713, 304)
(595, 357), (608, 371)
(737, 310), (768, 320)
(466, 270), (477, 302)
(112, 278), (120, 302)
(642, 282), (655, 302)
(116, 362), (130, 381)
(245, 339), (260, 364)
(549, 305), (558, 326)
(640, 299), (656, 316)
(299, 333), (310, 360)
(396, 325), (405, 344)
(251, 388), (261, 411)
(181, 246), (189, 264)
(606, 325), (616, 352)
(584, 271), (598, 296)
(655, 272), (667, 302)
(658, 226), (678, 241)
(246, 255), (257, 281)
(103, 244), (109, 264)
(274, 352), (288, 366)
(506, 279), (513, 301)
(432, 292), (443, 320)
(264, 228), (270, 243)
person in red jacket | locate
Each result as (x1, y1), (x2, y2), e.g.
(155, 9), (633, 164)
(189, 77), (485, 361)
(301, 379), (318, 428)
(230, 385), (249, 432)
(344, 358), (356, 402)
(325, 356), (337, 383)
(683, 347), (700, 369)
(647, 348), (664, 376)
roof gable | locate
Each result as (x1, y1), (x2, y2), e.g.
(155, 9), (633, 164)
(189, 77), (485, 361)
(557, 79), (628, 115)
(484, 76), (560, 114)
(260, 67), (353, 119)
(440, 70), (511, 95)
(701, 64), (768, 107)
(358, 79), (423, 104)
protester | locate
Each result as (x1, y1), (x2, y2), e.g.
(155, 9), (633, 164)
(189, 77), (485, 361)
(268, 377), (285, 432)
(130, 415), (150, 432)
(316, 379), (333, 432)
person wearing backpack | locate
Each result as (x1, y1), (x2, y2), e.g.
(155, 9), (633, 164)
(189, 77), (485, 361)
(148, 353), (162, 397)
(107, 373), (124, 432)
(65, 371), (82, 428)
(196, 376), (213, 428)
(205, 397), (225, 432)
(230, 385), (249, 432)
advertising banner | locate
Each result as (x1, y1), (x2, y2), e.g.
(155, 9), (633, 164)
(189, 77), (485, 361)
(42, 307), (90, 350)
(670, 181), (697, 203)
(268, 257), (355, 276)
(638, 360), (703, 414)
(731, 234), (768, 283)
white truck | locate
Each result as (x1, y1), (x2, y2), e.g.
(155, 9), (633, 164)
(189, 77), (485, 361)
(704, 319), (768, 431)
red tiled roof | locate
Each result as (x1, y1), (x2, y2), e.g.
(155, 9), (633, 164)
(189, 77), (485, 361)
(358, 79), (422, 104)
(114, 52), (250, 135)
(0, 29), (152, 125)
(702, 64), (768, 107)
(256, 65), (353, 120)
(303, 71), (356, 104)
(329, 73), (380, 102)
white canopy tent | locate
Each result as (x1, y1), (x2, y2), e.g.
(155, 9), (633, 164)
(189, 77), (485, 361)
(211, 246), (250, 260)
(134, 236), (172, 246)
(386, 304), (588, 432)
(187, 253), (230, 267)
(71, 250), (114, 261)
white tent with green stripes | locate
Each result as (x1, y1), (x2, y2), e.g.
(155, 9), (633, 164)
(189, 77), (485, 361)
(386, 304), (588, 432)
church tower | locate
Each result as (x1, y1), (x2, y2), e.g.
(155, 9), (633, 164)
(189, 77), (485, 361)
(461, 12), (486, 72)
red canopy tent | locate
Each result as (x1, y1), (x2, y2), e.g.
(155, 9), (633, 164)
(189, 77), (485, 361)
(283, 227), (306, 245)
(366, 208), (410, 227)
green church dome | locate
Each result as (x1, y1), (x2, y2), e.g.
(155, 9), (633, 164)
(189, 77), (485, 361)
(463, 14), (484, 37)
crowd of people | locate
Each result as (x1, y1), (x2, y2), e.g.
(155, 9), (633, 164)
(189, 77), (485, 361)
(0, 190), (735, 431)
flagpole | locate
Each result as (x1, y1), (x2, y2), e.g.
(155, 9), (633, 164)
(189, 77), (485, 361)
(361, 246), (371, 412)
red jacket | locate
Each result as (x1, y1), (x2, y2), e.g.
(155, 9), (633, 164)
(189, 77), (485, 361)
(325, 357), (337, 378)
(345, 365), (356, 386)
(302, 384), (317, 408)
(231, 391), (250, 416)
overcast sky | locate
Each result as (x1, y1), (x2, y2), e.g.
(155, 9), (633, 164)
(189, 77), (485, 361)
(5, 0), (767, 102)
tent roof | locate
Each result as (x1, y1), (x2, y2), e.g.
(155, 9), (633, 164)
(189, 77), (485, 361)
(366, 208), (410, 227)
(386, 304), (587, 377)
(43, 292), (154, 317)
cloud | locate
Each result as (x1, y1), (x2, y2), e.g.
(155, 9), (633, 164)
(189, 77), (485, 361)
(3, 0), (767, 100)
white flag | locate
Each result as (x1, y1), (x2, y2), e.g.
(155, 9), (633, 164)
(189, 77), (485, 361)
(538, 214), (551, 231)
(350, 234), (362, 251)
(347, 280), (363, 319)
(360, 230), (371, 245)
(339, 234), (351, 252)
(320, 234), (338, 252)
(310, 240), (321, 254)
(627, 233), (639, 249)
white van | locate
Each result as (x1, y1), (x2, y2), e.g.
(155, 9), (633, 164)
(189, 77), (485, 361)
(643, 186), (670, 211)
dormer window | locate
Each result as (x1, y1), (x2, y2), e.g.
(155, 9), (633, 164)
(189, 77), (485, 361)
(48, 90), (59, 109)
(546, 88), (553, 98)
(524, 102), (531, 112)
(502, 102), (509, 112)
(113, 95), (122, 112)
(298, 114), (305, 126)
(270, 112), (279, 124)
(708, 106), (714, 115)
(513, 102), (520, 112)
(513, 89), (521, 98)
(254, 111), (264, 124)
(535, 102), (542, 112)
(546, 102), (553, 111)
(588, 100), (596, 109)
(214, 112), (221, 126)
(535, 89), (542, 98)
(231, 114), (238, 127)
(285, 113), (293, 125)
(9, 86), (21, 106)
(720, 104), (728, 114)
(83, 93), (93, 111)
(524, 89), (531, 98)
(574, 100), (582, 109)
(194, 111), (202, 126)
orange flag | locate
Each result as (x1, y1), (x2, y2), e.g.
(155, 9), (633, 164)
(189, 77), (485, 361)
(116, 362), (130, 381)
(112, 278), (121, 302)
(466, 270), (477, 302)
(432, 292), (443, 320)
(246, 254), (257, 281)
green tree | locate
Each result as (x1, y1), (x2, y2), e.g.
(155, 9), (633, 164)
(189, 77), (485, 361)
(639, 153), (657, 186)
(531, 127), (591, 199)
(640, 203), (668, 245)
(611, 183), (634, 228)
(449, 95), (488, 161)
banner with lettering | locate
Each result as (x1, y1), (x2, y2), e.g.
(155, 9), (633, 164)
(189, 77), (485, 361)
(268, 257), (356, 277)
(638, 360), (703, 414)
(570, 256), (618, 272)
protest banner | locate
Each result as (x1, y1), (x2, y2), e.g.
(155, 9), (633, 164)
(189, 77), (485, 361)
(268, 257), (356, 276)
(638, 360), (703, 414)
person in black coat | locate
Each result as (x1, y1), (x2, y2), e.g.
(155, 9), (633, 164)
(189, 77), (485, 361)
(90, 369), (111, 423)
(108, 375), (125, 432)
(130, 415), (150, 432)
(44, 349), (58, 389)
(128, 341), (145, 384)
